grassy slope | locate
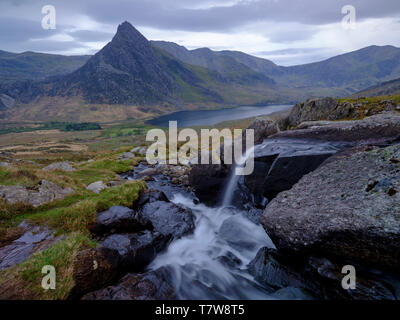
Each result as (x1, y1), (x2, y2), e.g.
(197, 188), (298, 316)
(0, 51), (90, 85)
(0, 144), (146, 299)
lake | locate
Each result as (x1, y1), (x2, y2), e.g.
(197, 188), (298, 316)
(147, 104), (293, 127)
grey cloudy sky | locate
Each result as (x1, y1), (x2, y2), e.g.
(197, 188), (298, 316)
(0, 0), (399, 65)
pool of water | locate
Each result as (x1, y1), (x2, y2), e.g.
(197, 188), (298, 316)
(148, 104), (292, 127)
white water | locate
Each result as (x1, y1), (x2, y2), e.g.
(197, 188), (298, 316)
(150, 194), (275, 299)
(222, 146), (256, 207)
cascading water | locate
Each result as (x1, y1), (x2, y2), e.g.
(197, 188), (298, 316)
(222, 146), (256, 207)
(149, 194), (275, 299)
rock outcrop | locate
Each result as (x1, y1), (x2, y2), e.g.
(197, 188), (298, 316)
(260, 144), (400, 273)
(288, 97), (339, 128)
(90, 206), (152, 236)
(273, 112), (400, 143)
(86, 181), (107, 194)
(0, 179), (74, 207)
(248, 247), (398, 300)
(82, 267), (176, 300)
(42, 162), (75, 172)
(285, 97), (400, 129)
(0, 222), (59, 270)
(70, 247), (122, 298)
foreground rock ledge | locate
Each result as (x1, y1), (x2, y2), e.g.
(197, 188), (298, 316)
(260, 144), (400, 272)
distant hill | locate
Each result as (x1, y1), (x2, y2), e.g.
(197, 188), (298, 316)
(152, 42), (400, 95)
(151, 41), (276, 84)
(351, 78), (400, 97)
(0, 50), (89, 85)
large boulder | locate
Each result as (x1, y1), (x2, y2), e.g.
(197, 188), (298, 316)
(189, 164), (229, 205)
(247, 117), (280, 144)
(288, 98), (338, 127)
(244, 138), (342, 202)
(274, 112), (400, 143)
(90, 206), (151, 236)
(70, 247), (121, 298)
(139, 201), (195, 239)
(260, 144), (400, 273)
(101, 231), (170, 270)
(82, 267), (175, 300)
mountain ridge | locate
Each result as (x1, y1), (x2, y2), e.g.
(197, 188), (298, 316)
(1, 21), (400, 123)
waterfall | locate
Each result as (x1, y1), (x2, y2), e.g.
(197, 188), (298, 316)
(222, 146), (256, 207)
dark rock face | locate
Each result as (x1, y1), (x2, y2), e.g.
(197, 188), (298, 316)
(82, 267), (176, 300)
(248, 247), (398, 300)
(132, 189), (169, 210)
(261, 144), (400, 273)
(245, 138), (342, 202)
(189, 163), (230, 205)
(70, 247), (121, 299)
(56, 21), (177, 105)
(101, 231), (170, 270)
(90, 206), (151, 236)
(139, 201), (195, 239)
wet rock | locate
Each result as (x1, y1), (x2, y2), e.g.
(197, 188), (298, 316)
(189, 163), (229, 205)
(70, 247), (122, 298)
(86, 181), (107, 194)
(82, 267), (175, 300)
(217, 251), (242, 268)
(91, 206), (152, 236)
(261, 144), (400, 273)
(248, 247), (398, 300)
(303, 256), (397, 300)
(42, 161), (75, 172)
(248, 247), (306, 290)
(246, 138), (342, 201)
(219, 216), (266, 252)
(132, 189), (169, 210)
(101, 231), (170, 270)
(0, 222), (58, 270)
(136, 167), (160, 177)
(139, 201), (195, 239)
(0, 179), (74, 207)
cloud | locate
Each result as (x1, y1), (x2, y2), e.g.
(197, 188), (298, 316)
(0, 0), (399, 65)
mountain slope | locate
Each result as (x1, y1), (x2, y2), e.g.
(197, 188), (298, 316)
(151, 41), (275, 84)
(152, 42), (400, 95)
(280, 45), (400, 91)
(0, 50), (89, 85)
(351, 78), (400, 97)
(3, 22), (278, 110)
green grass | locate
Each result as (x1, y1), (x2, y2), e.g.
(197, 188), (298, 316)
(22, 180), (145, 235)
(0, 233), (96, 300)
